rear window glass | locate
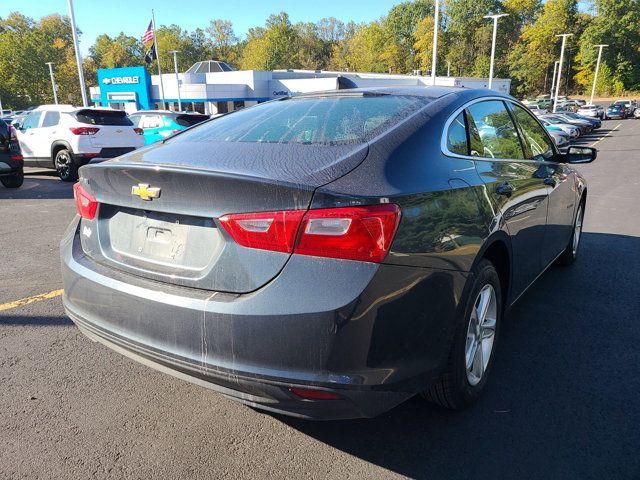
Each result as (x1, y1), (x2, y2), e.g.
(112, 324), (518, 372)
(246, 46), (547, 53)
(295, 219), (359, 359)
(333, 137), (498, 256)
(175, 114), (210, 127)
(170, 94), (429, 145)
(75, 109), (133, 126)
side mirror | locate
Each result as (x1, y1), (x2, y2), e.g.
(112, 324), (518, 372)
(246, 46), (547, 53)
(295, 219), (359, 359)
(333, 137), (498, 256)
(566, 146), (597, 164)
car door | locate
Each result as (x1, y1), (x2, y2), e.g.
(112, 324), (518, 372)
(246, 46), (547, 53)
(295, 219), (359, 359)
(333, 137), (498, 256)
(36, 110), (61, 166)
(16, 110), (43, 164)
(465, 100), (550, 298)
(510, 102), (576, 266)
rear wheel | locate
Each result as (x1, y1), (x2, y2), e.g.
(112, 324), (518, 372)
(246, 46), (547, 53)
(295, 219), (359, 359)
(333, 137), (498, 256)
(0, 169), (24, 188)
(54, 149), (78, 182)
(422, 259), (502, 410)
(558, 202), (584, 266)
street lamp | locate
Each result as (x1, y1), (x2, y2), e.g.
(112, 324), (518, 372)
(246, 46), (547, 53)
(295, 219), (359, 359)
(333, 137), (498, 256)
(550, 60), (560, 99)
(590, 44), (608, 105)
(484, 14), (509, 90)
(168, 50), (182, 112)
(67, 0), (88, 107)
(430, 0), (440, 86)
(45, 62), (58, 105)
(553, 33), (573, 113)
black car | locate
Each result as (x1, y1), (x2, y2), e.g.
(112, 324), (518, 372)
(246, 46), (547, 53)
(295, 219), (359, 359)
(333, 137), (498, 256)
(61, 88), (596, 419)
(0, 119), (23, 188)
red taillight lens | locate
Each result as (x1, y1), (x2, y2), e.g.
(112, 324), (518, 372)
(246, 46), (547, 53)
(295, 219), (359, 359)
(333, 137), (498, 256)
(296, 204), (401, 263)
(11, 154), (23, 160)
(69, 127), (100, 135)
(219, 204), (401, 263)
(73, 183), (98, 220)
(288, 387), (342, 400)
(134, 127), (144, 135)
(219, 210), (305, 253)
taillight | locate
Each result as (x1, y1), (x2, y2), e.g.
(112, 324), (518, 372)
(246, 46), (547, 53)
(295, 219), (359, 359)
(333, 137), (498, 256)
(219, 204), (401, 263)
(219, 210), (305, 253)
(11, 155), (23, 160)
(73, 183), (98, 219)
(134, 127), (144, 135)
(69, 127), (100, 135)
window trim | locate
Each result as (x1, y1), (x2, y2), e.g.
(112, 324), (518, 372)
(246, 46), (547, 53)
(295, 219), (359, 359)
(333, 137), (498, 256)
(441, 96), (560, 163)
(507, 101), (558, 163)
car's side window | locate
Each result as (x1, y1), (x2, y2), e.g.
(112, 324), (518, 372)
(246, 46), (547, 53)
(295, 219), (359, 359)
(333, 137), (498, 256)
(446, 112), (468, 155)
(128, 114), (142, 127)
(22, 111), (42, 130)
(511, 104), (555, 162)
(466, 101), (524, 160)
(42, 111), (60, 128)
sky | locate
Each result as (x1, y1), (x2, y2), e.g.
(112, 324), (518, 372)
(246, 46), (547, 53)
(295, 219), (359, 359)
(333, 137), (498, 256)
(1, 0), (399, 54)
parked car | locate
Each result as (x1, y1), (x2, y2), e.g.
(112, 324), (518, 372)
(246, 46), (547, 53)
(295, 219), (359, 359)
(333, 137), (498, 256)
(0, 118), (23, 188)
(605, 101), (632, 119)
(128, 111), (210, 145)
(544, 114), (592, 135)
(539, 116), (581, 138)
(15, 105), (144, 181)
(634, 107), (640, 119)
(577, 104), (604, 119)
(546, 129), (570, 151)
(560, 112), (601, 129)
(557, 100), (580, 112)
(527, 104), (548, 115)
(61, 88), (596, 419)
(536, 95), (554, 109)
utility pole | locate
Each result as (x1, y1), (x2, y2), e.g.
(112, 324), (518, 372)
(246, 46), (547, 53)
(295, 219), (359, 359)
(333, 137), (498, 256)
(67, 0), (88, 106)
(447, 61), (451, 77)
(430, 0), (440, 86)
(553, 33), (573, 113)
(484, 14), (509, 90)
(590, 44), (608, 105)
(152, 9), (166, 109)
(169, 50), (181, 112)
(550, 60), (559, 99)
(45, 62), (58, 104)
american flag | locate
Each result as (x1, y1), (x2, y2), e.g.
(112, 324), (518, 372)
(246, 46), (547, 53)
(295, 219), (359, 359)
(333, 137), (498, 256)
(141, 21), (154, 44)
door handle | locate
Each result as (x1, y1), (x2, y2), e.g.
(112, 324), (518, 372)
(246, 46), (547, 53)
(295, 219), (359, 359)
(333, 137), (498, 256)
(495, 182), (515, 196)
(543, 177), (557, 187)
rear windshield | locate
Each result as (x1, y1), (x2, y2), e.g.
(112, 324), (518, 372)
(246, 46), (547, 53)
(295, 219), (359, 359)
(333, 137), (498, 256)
(169, 94), (429, 145)
(175, 114), (210, 127)
(74, 109), (133, 126)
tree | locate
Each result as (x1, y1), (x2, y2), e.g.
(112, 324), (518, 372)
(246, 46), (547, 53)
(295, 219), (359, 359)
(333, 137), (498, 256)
(240, 12), (299, 70)
(206, 20), (238, 65)
(89, 33), (143, 68)
(384, 0), (433, 72)
(153, 24), (209, 73)
(507, 0), (579, 95)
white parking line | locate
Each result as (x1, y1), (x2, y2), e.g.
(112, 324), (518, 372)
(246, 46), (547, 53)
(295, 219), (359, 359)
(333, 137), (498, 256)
(591, 123), (622, 147)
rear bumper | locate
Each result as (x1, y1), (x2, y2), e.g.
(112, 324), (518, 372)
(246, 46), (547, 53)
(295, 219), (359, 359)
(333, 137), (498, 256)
(0, 159), (22, 175)
(61, 217), (466, 419)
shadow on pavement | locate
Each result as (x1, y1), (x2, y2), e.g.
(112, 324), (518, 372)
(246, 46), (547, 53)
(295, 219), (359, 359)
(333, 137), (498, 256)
(0, 315), (73, 326)
(280, 232), (640, 479)
(0, 171), (73, 200)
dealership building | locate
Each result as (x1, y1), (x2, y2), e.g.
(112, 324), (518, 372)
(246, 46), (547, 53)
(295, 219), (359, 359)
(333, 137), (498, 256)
(90, 61), (511, 115)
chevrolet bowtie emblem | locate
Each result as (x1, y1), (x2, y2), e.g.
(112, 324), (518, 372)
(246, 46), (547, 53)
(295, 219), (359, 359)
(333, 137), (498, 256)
(131, 183), (161, 201)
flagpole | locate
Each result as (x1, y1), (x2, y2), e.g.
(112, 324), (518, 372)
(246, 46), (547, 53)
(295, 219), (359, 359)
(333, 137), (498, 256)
(151, 9), (166, 110)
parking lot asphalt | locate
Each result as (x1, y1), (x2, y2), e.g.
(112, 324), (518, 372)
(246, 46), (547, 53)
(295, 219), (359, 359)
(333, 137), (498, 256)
(1, 119), (639, 480)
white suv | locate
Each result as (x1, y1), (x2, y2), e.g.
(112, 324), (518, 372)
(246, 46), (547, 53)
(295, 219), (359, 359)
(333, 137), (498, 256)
(16, 105), (144, 181)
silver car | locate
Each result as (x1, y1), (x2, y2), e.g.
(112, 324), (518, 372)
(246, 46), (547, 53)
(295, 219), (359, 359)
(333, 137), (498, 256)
(577, 104), (604, 119)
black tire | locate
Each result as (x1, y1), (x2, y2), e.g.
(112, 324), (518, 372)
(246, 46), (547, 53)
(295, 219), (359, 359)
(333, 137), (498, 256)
(54, 148), (78, 182)
(422, 259), (502, 410)
(558, 200), (585, 266)
(0, 169), (24, 188)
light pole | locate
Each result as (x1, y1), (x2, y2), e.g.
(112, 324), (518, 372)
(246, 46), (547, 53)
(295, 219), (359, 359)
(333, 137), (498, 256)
(550, 60), (559, 99)
(553, 33), (573, 113)
(45, 62), (58, 104)
(590, 44), (608, 105)
(484, 14), (509, 90)
(67, 0), (88, 106)
(430, 0), (440, 86)
(168, 50), (181, 112)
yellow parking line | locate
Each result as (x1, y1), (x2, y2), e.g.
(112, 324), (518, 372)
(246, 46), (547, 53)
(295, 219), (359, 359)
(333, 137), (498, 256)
(0, 289), (63, 313)
(591, 123), (621, 147)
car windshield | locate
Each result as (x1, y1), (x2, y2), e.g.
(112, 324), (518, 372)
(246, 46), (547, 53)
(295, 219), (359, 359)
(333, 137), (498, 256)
(169, 94), (430, 145)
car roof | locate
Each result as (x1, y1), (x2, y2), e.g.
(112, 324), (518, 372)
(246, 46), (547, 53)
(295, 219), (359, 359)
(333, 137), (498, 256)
(294, 86), (496, 101)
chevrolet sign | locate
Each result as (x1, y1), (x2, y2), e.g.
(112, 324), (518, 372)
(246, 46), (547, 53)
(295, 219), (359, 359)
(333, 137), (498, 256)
(102, 76), (140, 85)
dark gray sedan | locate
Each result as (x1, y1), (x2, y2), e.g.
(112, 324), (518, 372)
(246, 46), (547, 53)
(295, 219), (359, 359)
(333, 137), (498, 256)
(61, 87), (596, 419)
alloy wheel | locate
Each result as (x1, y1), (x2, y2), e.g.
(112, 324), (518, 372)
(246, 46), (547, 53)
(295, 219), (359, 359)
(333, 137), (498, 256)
(55, 151), (71, 179)
(573, 205), (583, 255)
(465, 284), (497, 386)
